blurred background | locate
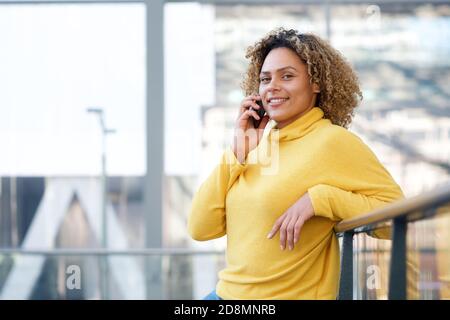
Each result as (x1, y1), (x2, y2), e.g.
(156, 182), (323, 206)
(0, 0), (449, 300)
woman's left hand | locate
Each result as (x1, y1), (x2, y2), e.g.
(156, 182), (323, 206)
(267, 192), (315, 251)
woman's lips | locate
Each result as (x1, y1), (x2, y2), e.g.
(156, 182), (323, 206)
(268, 98), (288, 108)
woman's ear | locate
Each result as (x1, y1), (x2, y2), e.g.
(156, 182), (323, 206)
(312, 83), (320, 93)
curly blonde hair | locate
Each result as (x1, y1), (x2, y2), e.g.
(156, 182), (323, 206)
(241, 28), (362, 128)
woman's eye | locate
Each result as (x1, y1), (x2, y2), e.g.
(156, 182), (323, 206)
(282, 74), (293, 79)
(260, 77), (270, 83)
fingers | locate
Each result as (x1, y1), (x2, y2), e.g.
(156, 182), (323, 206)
(238, 108), (260, 127)
(279, 216), (292, 251)
(287, 218), (304, 250)
(247, 108), (261, 120)
(240, 95), (262, 114)
(286, 218), (297, 250)
(267, 214), (284, 239)
(243, 94), (261, 103)
(279, 216), (301, 251)
(240, 102), (261, 116)
(293, 219), (304, 245)
(237, 108), (261, 129)
(267, 213), (304, 251)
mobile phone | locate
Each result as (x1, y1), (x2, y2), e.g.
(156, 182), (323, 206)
(251, 100), (266, 127)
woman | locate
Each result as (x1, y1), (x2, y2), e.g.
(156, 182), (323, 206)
(188, 28), (404, 300)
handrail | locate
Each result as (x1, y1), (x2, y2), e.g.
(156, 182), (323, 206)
(0, 248), (225, 256)
(336, 182), (450, 300)
(334, 183), (450, 234)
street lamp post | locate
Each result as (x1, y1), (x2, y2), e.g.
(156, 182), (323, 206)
(87, 107), (116, 300)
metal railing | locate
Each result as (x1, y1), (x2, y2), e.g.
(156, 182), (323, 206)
(1, 185), (449, 300)
(0, 248), (224, 256)
(0, 248), (225, 299)
(335, 183), (450, 300)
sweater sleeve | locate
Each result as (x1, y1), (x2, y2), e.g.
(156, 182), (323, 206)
(188, 147), (247, 241)
(308, 128), (404, 222)
(308, 184), (399, 222)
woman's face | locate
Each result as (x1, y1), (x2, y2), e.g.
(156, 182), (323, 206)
(259, 47), (320, 129)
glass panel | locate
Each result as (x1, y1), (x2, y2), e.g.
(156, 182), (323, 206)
(353, 224), (392, 300)
(0, 4), (146, 250)
(163, 253), (226, 299)
(407, 208), (450, 299)
(0, 4), (146, 177)
(351, 208), (450, 300)
(0, 252), (225, 299)
(330, 3), (450, 197)
(163, 3), (217, 253)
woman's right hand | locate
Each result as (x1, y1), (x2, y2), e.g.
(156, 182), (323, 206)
(231, 94), (270, 164)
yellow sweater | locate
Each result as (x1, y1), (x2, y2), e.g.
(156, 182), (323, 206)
(188, 107), (404, 299)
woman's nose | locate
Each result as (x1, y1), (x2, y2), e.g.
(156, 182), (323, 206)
(266, 78), (281, 92)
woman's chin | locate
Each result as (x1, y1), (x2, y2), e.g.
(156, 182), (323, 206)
(268, 114), (286, 123)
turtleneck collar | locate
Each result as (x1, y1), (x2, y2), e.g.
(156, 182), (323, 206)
(268, 107), (326, 142)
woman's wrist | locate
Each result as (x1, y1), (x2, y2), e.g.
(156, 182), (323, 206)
(231, 144), (246, 164)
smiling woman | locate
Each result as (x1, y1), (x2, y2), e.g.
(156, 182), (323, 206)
(188, 27), (404, 300)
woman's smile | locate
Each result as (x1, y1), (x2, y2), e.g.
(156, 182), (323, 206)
(267, 97), (289, 108)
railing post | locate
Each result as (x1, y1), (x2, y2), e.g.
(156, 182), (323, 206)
(338, 231), (354, 300)
(388, 216), (407, 300)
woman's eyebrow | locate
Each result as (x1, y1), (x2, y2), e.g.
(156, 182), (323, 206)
(260, 66), (298, 75)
